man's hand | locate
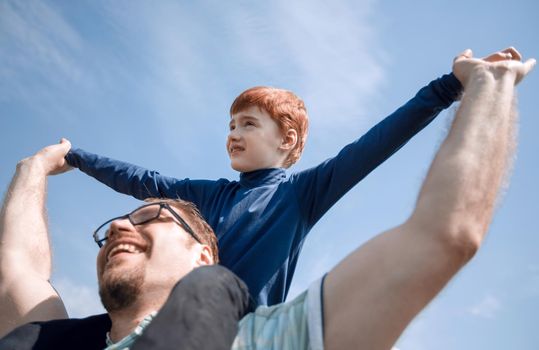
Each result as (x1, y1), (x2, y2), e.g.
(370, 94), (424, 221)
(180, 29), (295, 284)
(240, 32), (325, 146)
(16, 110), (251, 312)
(20, 138), (73, 176)
(453, 47), (535, 88)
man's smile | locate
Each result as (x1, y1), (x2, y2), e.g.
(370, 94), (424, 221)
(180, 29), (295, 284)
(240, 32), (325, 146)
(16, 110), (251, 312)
(104, 237), (147, 264)
(107, 243), (143, 262)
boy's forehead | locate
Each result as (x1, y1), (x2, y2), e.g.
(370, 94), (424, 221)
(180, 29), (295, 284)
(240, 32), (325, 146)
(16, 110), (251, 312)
(230, 106), (267, 120)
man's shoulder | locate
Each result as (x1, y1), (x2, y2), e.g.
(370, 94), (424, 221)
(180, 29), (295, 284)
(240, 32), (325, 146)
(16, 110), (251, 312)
(34, 313), (111, 327)
(0, 313), (111, 350)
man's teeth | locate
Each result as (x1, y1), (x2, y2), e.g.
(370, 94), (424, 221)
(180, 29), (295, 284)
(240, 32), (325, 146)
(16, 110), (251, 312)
(108, 244), (142, 260)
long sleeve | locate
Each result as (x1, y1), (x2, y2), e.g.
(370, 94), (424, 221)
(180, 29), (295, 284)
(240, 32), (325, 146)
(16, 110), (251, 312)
(65, 149), (221, 208)
(291, 73), (462, 228)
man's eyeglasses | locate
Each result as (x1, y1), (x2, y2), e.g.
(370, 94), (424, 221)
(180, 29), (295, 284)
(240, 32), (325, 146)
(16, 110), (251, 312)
(93, 202), (201, 248)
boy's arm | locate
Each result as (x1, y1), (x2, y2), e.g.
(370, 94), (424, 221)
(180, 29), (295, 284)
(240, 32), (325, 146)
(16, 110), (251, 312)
(65, 148), (218, 207)
(0, 140), (71, 337)
(291, 73), (462, 228)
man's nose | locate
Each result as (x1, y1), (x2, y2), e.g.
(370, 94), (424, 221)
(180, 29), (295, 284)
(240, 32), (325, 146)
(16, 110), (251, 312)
(107, 218), (133, 241)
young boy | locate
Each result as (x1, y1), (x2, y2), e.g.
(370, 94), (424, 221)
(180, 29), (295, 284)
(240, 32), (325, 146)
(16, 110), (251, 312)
(66, 72), (462, 306)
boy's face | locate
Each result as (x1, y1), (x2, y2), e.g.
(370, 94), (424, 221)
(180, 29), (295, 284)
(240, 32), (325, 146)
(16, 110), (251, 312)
(227, 106), (286, 172)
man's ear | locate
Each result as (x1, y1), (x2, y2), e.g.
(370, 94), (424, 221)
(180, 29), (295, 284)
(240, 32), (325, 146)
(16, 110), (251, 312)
(280, 129), (298, 151)
(196, 245), (214, 266)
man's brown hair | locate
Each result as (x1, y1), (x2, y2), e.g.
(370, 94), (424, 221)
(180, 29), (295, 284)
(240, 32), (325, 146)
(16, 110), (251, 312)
(147, 198), (219, 263)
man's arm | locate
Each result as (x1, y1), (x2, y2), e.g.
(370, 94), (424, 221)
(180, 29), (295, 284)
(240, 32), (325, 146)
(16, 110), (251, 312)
(321, 48), (535, 349)
(0, 139), (72, 337)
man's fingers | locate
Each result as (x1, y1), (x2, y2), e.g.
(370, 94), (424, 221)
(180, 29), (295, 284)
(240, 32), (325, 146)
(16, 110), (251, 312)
(484, 51), (513, 63)
(511, 58), (535, 85)
(41, 139), (71, 157)
(454, 49), (473, 63)
(484, 47), (522, 63)
(461, 48), (473, 58)
(33, 138), (74, 175)
(501, 47), (522, 61)
(453, 47), (533, 86)
(53, 138), (74, 174)
(60, 138), (71, 148)
(57, 138), (72, 154)
(522, 58), (536, 76)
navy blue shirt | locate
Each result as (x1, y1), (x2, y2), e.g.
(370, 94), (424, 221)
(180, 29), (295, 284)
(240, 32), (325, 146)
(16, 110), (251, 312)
(66, 74), (462, 306)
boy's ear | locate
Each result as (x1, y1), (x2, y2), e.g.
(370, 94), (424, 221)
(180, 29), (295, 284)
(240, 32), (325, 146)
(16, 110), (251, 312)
(280, 129), (298, 151)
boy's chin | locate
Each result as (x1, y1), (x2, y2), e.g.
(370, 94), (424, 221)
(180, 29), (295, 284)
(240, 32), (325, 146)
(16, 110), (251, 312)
(231, 164), (253, 173)
(230, 161), (260, 173)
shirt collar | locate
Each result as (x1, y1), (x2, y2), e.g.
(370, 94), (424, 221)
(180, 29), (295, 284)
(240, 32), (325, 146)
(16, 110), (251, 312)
(104, 311), (157, 350)
(239, 168), (286, 188)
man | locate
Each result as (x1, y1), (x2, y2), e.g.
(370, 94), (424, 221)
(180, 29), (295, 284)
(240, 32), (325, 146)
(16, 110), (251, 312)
(0, 47), (534, 349)
(0, 139), (251, 349)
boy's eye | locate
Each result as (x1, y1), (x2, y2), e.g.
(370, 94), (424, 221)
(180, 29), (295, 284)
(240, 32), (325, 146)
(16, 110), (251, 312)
(245, 121), (255, 127)
(229, 125), (235, 131)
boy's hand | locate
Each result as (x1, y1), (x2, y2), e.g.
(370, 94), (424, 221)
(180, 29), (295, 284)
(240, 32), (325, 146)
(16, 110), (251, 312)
(453, 47), (535, 88)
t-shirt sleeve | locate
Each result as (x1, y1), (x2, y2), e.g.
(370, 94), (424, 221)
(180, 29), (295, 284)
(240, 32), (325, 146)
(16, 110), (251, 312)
(65, 148), (216, 205)
(291, 73), (462, 227)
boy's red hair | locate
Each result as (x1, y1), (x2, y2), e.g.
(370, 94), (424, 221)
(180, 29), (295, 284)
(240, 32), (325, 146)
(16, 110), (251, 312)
(230, 86), (309, 168)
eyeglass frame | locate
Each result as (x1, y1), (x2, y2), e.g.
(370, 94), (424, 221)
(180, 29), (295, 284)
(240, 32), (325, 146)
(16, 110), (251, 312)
(93, 202), (202, 248)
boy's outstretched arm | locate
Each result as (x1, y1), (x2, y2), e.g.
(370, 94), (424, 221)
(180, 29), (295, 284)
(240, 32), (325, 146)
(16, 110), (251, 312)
(65, 149), (219, 209)
(292, 71), (462, 228)
(322, 48), (534, 349)
(0, 140), (72, 337)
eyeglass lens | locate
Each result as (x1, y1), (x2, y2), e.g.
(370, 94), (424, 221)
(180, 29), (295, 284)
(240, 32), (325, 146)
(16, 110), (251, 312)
(96, 204), (162, 243)
(130, 204), (162, 225)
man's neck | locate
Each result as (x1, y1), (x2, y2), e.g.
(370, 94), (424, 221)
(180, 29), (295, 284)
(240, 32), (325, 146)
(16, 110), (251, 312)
(107, 299), (163, 342)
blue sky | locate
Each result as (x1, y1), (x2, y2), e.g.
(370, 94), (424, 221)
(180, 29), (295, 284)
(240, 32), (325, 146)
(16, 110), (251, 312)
(1, 0), (538, 348)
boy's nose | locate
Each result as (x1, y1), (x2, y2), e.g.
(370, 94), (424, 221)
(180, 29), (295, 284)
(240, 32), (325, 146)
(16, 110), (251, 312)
(228, 129), (240, 141)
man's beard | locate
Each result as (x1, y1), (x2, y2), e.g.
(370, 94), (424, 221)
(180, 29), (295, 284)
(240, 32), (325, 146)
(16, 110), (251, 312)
(99, 265), (144, 313)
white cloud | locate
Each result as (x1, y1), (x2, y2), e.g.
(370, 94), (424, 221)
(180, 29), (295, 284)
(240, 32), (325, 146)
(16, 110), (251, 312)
(0, 0), (82, 70)
(95, 1), (387, 163)
(468, 294), (501, 319)
(273, 0), (386, 127)
(52, 277), (105, 318)
(0, 0), (85, 118)
(0, 0), (383, 168)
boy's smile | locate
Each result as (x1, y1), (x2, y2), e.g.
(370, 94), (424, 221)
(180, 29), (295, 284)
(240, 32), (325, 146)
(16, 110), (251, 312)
(227, 106), (288, 172)
(228, 144), (245, 156)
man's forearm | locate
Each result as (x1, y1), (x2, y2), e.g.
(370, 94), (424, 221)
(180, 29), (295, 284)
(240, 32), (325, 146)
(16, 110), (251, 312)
(0, 158), (52, 279)
(413, 67), (517, 251)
